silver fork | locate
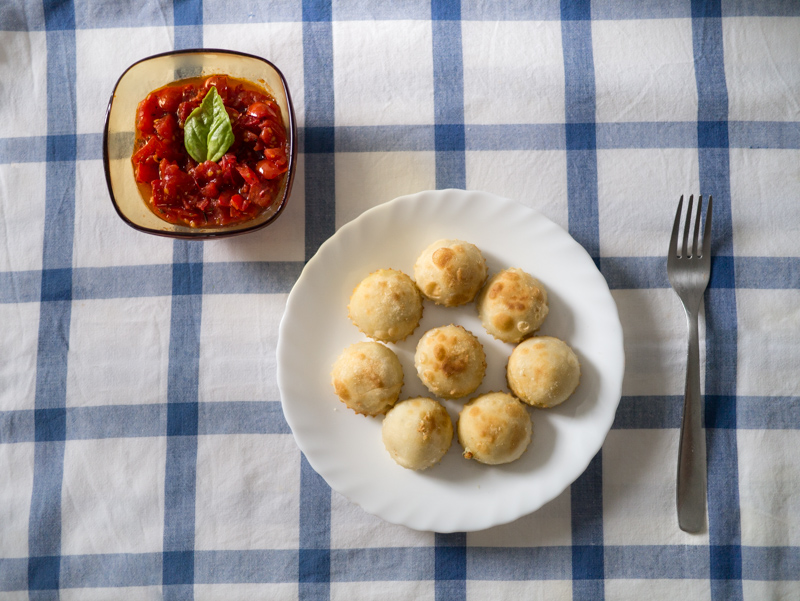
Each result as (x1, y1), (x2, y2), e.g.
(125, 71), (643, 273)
(667, 194), (713, 533)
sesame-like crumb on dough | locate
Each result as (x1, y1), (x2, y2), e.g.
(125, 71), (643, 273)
(457, 391), (532, 465)
(382, 397), (454, 471)
(476, 267), (549, 344)
(506, 336), (580, 409)
(330, 341), (404, 416)
(347, 268), (424, 343)
(414, 239), (488, 307)
(414, 324), (487, 400)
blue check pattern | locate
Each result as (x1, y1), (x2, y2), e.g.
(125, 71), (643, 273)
(1, 0), (799, 600)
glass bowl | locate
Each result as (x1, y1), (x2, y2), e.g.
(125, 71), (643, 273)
(103, 48), (297, 239)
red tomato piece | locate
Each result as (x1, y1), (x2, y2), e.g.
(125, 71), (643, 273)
(134, 159), (160, 184)
(154, 114), (179, 144)
(135, 93), (161, 136)
(236, 164), (260, 186)
(157, 86), (184, 113)
(256, 148), (288, 180)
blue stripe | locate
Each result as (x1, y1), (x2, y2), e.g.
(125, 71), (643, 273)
(435, 532), (466, 601)
(691, 1), (743, 598)
(467, 546), (571, 580)
(162, 248), (203, 600)
(332, 547), (434, 581)
(303, 22), (336, 261)
(2, 401), (291, 443)
(562, 13), (600, 262)
(195, 550), (298, 583)
(2, 254), (796, 307)
(299, 3), (334, 600)
(3, 122), (800, 166)
(60, 553), (162, 588)
(299, 454), (331, 600)
(6, 394), (799, 446)
(160, 6), (205, 598)
(6, 393), (800, 445)
(173, 0), (203, 49)
(604, 545), (709, 578)
(432, 0), (466, 189)
(28, 4), (78, 595)
(3, 545), (800, 591)
(560, 2), (605, 599)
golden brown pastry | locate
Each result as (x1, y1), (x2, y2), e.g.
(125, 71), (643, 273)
(382, 397), (454, 470)
(413, 239), (488, 307)
(506, 336), (581, 408)
(457, 392), (532, 465)
(476, 267), (549, 343)
(330, 341), (404, 416)
(414, 324), (486, 399)
(348, 268), (423, 343)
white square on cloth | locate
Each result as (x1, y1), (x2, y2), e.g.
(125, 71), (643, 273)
(730, 148), (800, 258)
(66, 296), (172, 407)
(194, 583), (298, 601)
(331, 581), (434, 601)
(61, 587), (162, 601)
(613, 289), (705, 397)
(204, 21), (307, 127)
(75, 27), (174, 135)
(462, 21), (565, 125)
(466, 580), (573, 601)
(334, 151), (436, 229)
(743, 581), (800, 601)
(737, 290), (800, 398)
(0, 302), (40, 412)
(605, 579), (711, 601)
(0, 163), (46, 273)
(198, 294), (286, 403)
(724, 16), (800, 122)
(195, 433), (300, 550)
(592, 18), (698, 123)
(0, 442), (35, 558)
(73, 160), (175, 268)
(332, 21), (435, 127)
(0, 31), (48, 138)
(603, 429), (709, 546)
(468, 489), (572, 547)
(61, 437), (166, 555)
(597, 148), (700, 258)
(465, 150), (569, 231)
(738, 430), (800, 547)
(330, 490), (435, 548)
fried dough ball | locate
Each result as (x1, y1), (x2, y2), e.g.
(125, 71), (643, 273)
(414, 239), (488, 307)
(414, 324), (486, 400)
(348, 269), (423, 343)
(330, 341), (404, 416)
(507, 336), (581, 408)
(457, 392), (532, 465)
(476, 268), (549, 343)
(382, 397), (454, 470)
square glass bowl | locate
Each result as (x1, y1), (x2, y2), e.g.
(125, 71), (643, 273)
(104, 49), (297, 239)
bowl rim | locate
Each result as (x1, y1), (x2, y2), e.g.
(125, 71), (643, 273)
(103, 47), (298, 240)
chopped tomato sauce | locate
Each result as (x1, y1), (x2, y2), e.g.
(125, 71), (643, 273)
(132, 75), (289, 228)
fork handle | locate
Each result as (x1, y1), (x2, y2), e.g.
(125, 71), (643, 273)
(676, 307), (707, 533)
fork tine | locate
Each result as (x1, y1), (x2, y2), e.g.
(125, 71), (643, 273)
(692, 195), (703, 258)
(670, 195), (684, 258)
(682, 194), (694, 258)
(702, 195), (713, 258)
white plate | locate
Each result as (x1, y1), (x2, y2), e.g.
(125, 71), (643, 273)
(277, 189), (624, 533)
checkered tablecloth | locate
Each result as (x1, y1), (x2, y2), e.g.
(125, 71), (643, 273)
(2, 0), (799, 599)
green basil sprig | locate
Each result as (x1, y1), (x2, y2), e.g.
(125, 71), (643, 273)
(183, 86), (234, 163)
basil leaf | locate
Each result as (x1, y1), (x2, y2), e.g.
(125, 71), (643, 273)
(183, 86), (235, 163)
